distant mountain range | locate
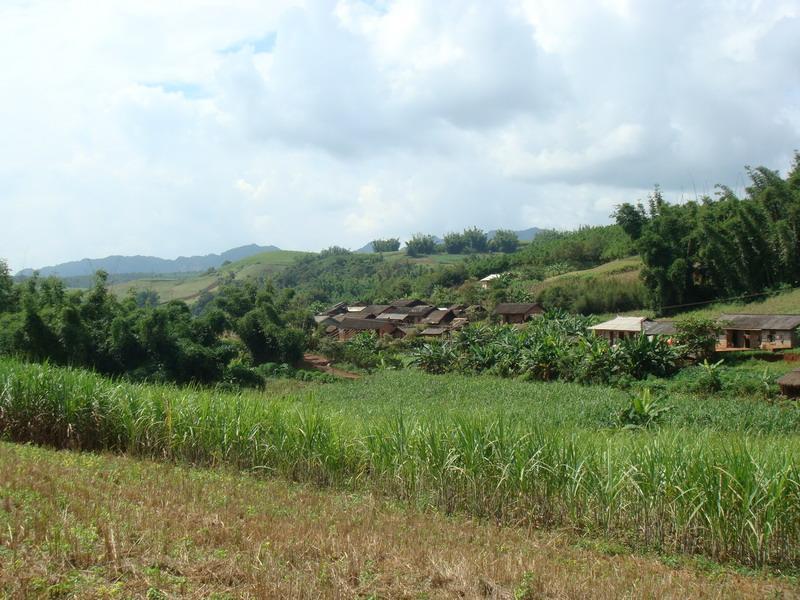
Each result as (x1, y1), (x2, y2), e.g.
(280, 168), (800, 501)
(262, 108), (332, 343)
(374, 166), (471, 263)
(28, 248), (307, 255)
(355, 227), (543, 253)
(16, 244), (280, 278)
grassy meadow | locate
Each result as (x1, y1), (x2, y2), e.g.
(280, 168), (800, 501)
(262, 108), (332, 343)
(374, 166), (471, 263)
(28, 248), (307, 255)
(2, 358), (800, 571)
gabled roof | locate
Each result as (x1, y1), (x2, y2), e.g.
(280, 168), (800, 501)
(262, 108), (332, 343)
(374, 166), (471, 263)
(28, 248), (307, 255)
(589, 316), (648, 332)
(480, 273), (504, 282)
(337, 317), (397, 331)
(319, 301), (347, 316)
(351, 304), (391, 318)
(719, 314), (800, 331)
(407, 305), (435, 317)
(493, 302), (544, 315)
(389, 298), (427, 307)
(423, 308), (454, 324)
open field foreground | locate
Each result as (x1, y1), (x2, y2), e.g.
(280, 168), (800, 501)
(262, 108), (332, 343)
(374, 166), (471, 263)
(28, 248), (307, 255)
(1, 443), (797, 599)
(3, 358), (800, 573)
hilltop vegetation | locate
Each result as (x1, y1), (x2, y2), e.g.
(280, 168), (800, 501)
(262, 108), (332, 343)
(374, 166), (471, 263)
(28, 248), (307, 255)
(617, 152), (800, 312)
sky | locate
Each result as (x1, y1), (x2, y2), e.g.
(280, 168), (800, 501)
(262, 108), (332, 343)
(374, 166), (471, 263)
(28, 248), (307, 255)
(2, 0), (799, 272)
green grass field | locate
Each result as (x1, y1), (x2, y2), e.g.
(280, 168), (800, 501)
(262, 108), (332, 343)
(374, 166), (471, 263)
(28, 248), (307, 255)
(110, 250), (310, 303)
(537, 256), (642, 285)
(679, 287), (800, 319)
(2, 358), (799, 569)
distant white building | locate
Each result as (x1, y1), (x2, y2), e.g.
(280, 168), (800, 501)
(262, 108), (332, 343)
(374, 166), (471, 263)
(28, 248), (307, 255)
(589, 316), (676, 344)
(479, 273), (504, 289)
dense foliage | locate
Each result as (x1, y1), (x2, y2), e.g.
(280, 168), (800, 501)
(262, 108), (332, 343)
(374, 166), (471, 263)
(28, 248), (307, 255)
(0, 264), (308, 386)
(404, 234), (438, 257)
(616, 154), (800, 311)
(411, 314), (681, 384)
(277, 225), (637, 309)
(535, 274), (648, 315)
(371, 238), (401, 252)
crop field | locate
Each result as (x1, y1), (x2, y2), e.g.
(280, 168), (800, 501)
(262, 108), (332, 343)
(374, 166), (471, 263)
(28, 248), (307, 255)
(4, 443), (796, 598)
(2, 359), (800, 572)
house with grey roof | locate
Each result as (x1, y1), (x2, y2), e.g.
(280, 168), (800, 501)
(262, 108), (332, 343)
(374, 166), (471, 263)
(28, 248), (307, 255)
(718, 314), (800, 350)
(589, 316), (676, 344)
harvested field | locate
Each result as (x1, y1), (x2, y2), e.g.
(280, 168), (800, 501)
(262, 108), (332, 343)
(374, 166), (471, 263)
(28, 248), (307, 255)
(1, 442), (796, 599)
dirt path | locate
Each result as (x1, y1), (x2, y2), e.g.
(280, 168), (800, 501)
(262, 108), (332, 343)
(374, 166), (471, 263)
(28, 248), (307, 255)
(301, 353), (361, 380)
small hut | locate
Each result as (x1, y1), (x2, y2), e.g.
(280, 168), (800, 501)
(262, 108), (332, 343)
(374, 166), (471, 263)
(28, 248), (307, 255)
(778, 369), (800, 398)
(494, 303), (544, 324)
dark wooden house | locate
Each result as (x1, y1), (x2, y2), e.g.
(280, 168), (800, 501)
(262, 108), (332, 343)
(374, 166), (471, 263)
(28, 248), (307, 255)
(718, 314), (800, 350)
(494, 302), (544, 324)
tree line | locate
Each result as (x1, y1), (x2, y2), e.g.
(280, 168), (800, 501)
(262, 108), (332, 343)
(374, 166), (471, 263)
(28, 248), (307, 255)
(0, 265), (309, 387)
(615, 153), (800, 312)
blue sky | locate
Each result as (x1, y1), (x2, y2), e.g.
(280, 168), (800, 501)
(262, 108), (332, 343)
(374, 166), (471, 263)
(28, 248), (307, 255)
(1, 0), (798, 272)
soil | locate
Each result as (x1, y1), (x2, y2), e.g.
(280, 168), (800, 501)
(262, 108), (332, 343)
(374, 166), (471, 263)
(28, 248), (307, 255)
(301, 353), (361, 380)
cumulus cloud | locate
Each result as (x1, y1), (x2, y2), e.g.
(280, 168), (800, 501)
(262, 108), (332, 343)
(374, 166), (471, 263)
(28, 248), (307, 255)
(0, 0), (797, 271)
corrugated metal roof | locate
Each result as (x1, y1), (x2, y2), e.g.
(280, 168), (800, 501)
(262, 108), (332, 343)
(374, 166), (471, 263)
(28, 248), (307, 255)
(377, 312), (413, 321)
(589, 316), (647, 332)
(644, 320), (677, 335)
(493, 303), (544, 315)
(720, 314), (800, 331)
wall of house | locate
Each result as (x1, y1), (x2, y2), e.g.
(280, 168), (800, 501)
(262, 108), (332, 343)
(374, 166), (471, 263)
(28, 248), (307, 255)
(720, 328), (798, 349)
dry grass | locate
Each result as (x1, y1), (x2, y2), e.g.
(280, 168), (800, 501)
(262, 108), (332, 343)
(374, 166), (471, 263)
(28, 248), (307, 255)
(1, 443), (796, 599)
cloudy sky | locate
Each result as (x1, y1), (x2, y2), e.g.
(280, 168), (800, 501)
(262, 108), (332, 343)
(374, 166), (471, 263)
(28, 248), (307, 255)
(2, 0), (799, 271)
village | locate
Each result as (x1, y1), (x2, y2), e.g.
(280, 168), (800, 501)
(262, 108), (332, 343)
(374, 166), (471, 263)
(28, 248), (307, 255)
(316, 299), (800, 352)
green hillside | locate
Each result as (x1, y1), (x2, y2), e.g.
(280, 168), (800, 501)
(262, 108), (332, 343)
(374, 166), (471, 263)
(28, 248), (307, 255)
(110, 250), (310, 303)
(677, 286), (800, 319)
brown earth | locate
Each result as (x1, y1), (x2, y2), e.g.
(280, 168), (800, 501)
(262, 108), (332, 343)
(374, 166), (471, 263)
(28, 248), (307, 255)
(301, 352), (361, 379)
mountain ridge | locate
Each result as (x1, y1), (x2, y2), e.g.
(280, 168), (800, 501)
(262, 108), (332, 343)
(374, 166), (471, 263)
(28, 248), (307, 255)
(16, 244), (280, 277)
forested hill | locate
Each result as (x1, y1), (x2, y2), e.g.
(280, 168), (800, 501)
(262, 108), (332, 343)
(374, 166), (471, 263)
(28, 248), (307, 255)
(16, 244), (280, 278)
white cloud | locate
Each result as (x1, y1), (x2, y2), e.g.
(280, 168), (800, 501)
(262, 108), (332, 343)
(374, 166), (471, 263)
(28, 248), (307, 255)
(0, 0), (798, 272)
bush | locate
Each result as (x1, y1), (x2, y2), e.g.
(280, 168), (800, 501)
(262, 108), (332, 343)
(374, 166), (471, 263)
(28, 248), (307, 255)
(405, 234), (438, 257)
(675, 317), (721, 361)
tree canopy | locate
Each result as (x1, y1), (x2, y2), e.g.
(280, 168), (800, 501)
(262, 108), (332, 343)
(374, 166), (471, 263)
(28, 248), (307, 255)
(615, 153), (800, 312)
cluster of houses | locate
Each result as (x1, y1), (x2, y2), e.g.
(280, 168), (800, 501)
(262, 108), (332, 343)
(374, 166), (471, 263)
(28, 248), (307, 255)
(589, 313), (800, 351)
(317, 300), (800, 396)
(317, 298), (800, 353)
(315, 300), (546, 340)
